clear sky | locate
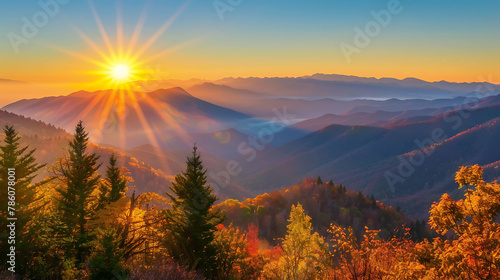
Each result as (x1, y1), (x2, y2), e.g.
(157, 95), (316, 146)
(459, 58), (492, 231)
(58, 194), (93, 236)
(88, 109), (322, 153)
(0, 0), (499, 97)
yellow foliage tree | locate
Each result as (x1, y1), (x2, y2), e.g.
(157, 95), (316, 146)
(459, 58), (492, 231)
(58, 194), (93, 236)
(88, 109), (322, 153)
(212, 224), (249, 279)
(260, 203), (328, 280)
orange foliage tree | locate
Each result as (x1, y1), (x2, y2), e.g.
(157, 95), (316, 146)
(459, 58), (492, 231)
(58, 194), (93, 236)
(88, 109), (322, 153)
(327, 225), (429, 279)
(428, 165), (500, 279)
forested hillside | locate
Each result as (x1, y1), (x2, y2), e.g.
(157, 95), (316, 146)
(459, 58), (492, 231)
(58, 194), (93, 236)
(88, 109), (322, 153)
(0, 115), (251, 201)
(216, 178), (410, 245)
(2, 122), (499, 279)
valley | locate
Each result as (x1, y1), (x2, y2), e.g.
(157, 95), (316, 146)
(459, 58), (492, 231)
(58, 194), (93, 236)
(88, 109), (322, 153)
(3, 74), (500, 218)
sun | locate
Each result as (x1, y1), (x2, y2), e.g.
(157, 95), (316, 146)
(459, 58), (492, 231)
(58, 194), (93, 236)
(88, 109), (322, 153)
(110, 64), (131, 81)
(56, 1), (193, 90)
(100, 61), (140, 87)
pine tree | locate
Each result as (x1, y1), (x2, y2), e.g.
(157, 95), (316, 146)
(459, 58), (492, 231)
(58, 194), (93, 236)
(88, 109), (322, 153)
(97, 153), (127, 208)
(316, 176), (323, 185)
(89, 228), (129, 280)
(54, 121), (101, 266)
(0, 125), (46, 273)
(414, 219), (422, 241)
(163, 145), (225, 277)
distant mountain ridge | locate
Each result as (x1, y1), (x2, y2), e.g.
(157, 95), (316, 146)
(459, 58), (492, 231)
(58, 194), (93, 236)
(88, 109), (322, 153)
(0, 110), (66, 137)
(239, 103), (500, 218)
(4, 74), (500, 218)
(211, 74), (499, 100)
(2, 87), (260, 153)
(187, 81), (496, 121)
(0, 110), (251, 201)
(302, 73), (500, 94)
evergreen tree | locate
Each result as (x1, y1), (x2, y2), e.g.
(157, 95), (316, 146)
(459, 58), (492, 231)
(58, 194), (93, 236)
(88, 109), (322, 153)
(89, 228), (129, 280)
(54, 121), (101, 266)
(0, 125), (46, 274)
(357, 191), (364, 204)
(414, 220), (422, 241)
(163, 145), (225, 277)
(371, 195), (377, 208)
(316, 176), (323, 185)
(98, 153), (127, 208)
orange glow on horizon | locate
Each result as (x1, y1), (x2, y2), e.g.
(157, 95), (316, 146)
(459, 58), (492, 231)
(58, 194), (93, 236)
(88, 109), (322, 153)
(19, 0), (199, 173)
(0, 0), (496, 97)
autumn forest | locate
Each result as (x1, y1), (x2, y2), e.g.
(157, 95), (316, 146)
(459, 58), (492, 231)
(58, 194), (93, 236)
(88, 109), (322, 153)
(1, 121), (499, 280)
(2, 2), (500, 279)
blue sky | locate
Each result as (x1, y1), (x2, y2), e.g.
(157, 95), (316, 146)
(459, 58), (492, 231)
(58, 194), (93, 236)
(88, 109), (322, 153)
(0, 0), (499, 86)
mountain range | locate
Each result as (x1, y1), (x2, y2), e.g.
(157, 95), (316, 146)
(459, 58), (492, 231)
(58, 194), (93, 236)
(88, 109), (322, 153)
(3, 87), (265, 152)
(2, 73), (500, 218)
(0, 110), (252, 201)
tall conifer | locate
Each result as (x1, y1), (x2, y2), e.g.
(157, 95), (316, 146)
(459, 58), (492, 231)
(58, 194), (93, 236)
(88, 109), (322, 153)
(163, 145), (224, 277)
(97, 153), (127, 208)
(0, 125), (46, 273)
(55, 121), (101, 265)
